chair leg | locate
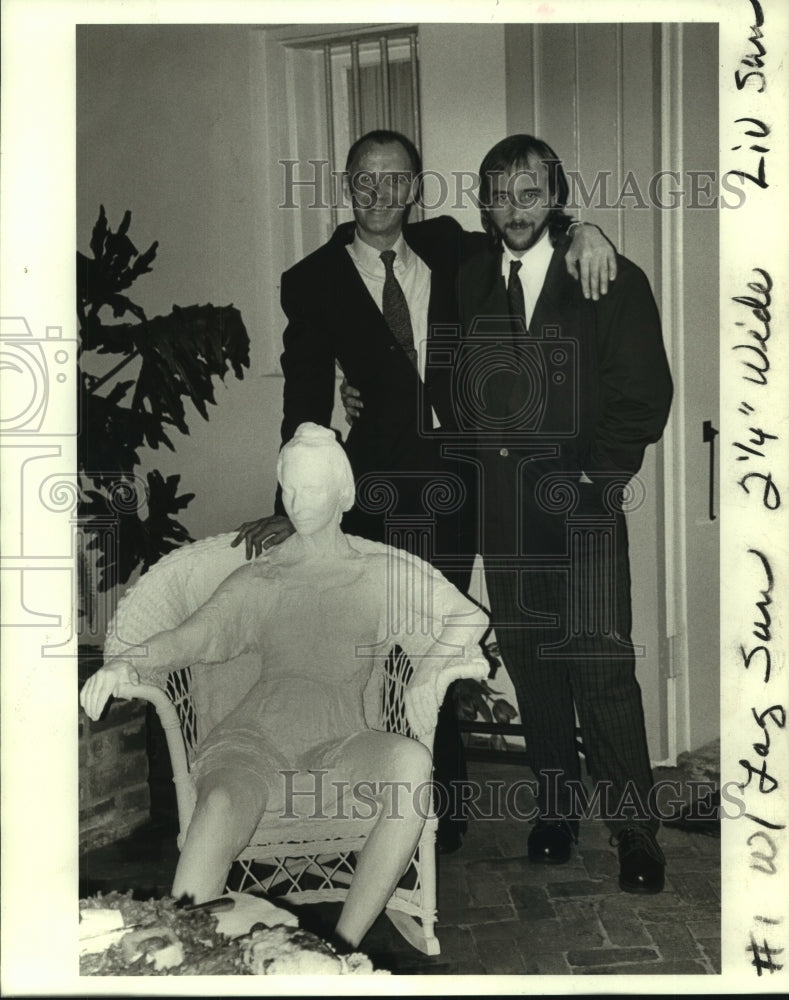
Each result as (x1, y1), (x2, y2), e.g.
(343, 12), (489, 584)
(384, 821), (440, 955)
(385, 908), (440, 955)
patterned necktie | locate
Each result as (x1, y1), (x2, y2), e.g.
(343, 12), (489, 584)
(380, 250), (417, 369)
(507, 258), (527, 336)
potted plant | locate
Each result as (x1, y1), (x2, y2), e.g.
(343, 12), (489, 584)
(77, 206), (250, 632)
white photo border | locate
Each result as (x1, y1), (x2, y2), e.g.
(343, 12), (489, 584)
(1, 0), (787, 995)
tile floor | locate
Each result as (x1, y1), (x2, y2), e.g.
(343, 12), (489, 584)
(80, 757), (721, 977)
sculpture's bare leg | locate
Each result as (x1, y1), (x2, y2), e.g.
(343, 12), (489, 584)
(172, 769), (268, 905)
(334, 733), (433, 948)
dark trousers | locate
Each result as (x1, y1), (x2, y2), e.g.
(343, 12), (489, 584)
(485, 553), (658, 836)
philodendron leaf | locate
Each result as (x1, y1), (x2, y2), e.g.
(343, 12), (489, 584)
(130, 241), (159, 279)
(129, 304), (250, 437)
(89, 205), (108, 260)
(82, 470), (196, 590)
(117, 210), (132, 238)
(107, 294), (147, 321)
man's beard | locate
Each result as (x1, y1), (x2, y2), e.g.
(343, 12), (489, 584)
(495, 214), (552, 253)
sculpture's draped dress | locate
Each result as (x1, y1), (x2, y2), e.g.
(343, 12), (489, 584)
(138, 543), (461, 814)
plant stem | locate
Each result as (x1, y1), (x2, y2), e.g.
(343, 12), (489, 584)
(87, 349), (141, 393)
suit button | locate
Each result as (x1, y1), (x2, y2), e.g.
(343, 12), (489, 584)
(500, 447), (509, 457)
(389, 345), (396, 351)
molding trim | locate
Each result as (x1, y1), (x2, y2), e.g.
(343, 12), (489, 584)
(616, 23), (625, 254)
(659, 22), (690, 761)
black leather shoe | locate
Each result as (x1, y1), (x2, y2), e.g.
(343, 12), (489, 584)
(613, 825), (666, 894)
(527, 820), (577, 864)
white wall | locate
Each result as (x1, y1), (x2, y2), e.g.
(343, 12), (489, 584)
(77, 25), (285, 545)
(419, 24), (506, 230)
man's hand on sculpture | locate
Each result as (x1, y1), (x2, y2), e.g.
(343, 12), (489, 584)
(340, 378), (363, 425)
(231, 515), (295, 560)
(565, 223), (617, 301)
(80, 659), (140, 721)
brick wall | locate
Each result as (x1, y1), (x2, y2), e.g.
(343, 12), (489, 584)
(78, 650), (151, 853)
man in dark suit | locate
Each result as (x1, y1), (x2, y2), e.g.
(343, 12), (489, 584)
(233, 129), (616, 853)
(452, 134), (673, 892)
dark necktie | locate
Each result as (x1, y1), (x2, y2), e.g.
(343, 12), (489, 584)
(380, 249), (417, 369)
(507, 258), (527, 336)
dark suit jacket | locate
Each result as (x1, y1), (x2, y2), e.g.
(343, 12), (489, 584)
(455, 233), (673, 558)
(278, 215), (472, 552)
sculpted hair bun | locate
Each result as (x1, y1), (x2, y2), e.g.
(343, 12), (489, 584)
(291, 422), (338, 446)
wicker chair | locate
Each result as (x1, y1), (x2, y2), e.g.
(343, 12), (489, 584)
(103, 532), (488, 955)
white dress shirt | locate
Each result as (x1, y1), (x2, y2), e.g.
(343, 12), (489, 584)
(346, 231), (432, 381)
(500, 227), (554, 329)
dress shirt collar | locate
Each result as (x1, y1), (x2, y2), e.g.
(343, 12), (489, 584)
(501, 227), (553, 279)
(349, 229), (412, 274)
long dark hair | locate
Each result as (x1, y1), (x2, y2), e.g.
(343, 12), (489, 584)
(478, 134), (573, 244)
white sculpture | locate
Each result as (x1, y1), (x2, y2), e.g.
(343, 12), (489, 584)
(80, 423), (488, 949)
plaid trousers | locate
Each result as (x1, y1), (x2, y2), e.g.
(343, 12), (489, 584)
(484, 517), (659, 835)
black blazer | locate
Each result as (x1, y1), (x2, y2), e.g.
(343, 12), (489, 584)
(279, 215), (464, 483)
(456, 234), (674, 556)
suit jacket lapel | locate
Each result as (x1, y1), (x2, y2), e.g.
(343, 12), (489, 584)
(459, 243), (507, 335)
(325, 224), (396, 347)
(328, 221), (448, 387)
(528, 236), (575, 335)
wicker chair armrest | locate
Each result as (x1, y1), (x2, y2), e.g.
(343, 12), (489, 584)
(433, 655), (490, 701)
(116, 682), (196, 848)
(404, 654), (490, 740)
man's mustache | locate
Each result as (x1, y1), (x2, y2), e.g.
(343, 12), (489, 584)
(354, 196), (408, 209)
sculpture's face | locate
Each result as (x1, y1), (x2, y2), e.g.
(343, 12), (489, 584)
(280, 449), (344, 536)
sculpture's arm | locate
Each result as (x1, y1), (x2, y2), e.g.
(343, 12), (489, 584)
(404, 600), (490, 739)
(80, 624), (205, 722)
(81, 566), (260, 721)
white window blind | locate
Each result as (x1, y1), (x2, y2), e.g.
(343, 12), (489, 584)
(319, 28), (422, 227)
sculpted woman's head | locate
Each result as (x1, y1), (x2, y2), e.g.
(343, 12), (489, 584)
(277, 423), (355, 535)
